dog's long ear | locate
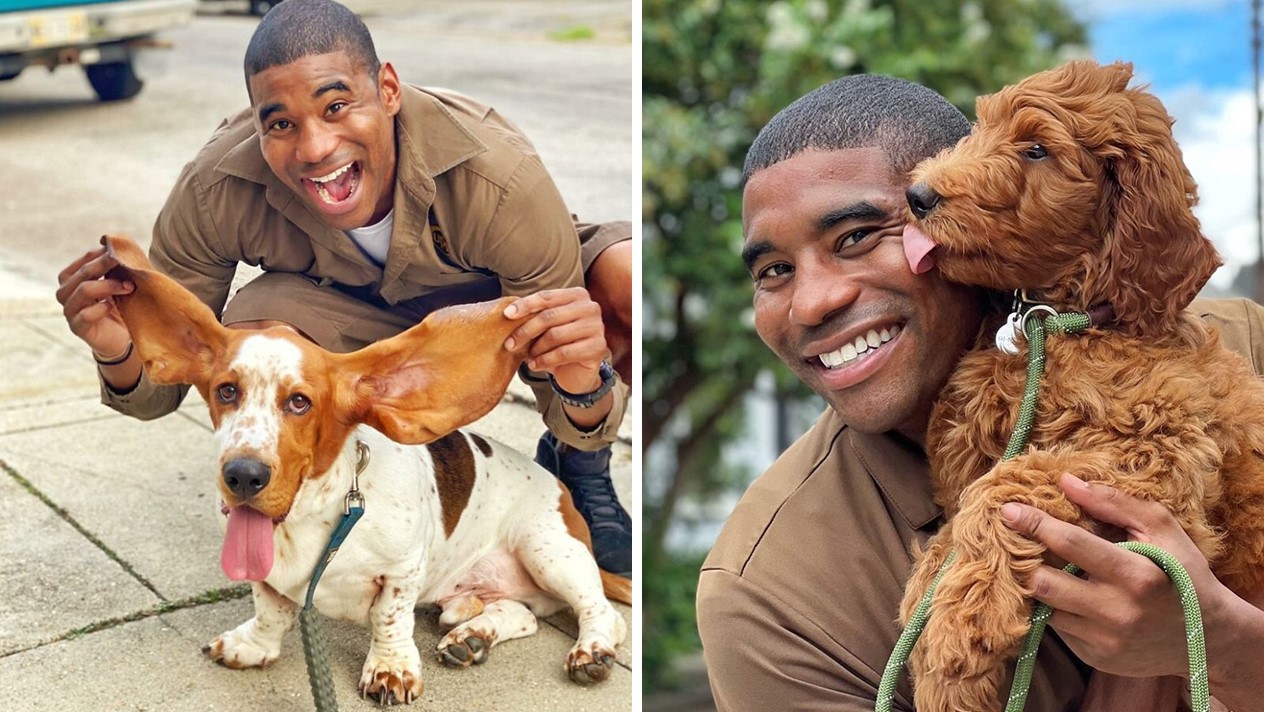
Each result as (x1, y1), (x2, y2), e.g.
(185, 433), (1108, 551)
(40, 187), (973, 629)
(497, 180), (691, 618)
(336, 297), (529, 444)
(1083, 63), (1222, 335)
(101, 235), (227, 386)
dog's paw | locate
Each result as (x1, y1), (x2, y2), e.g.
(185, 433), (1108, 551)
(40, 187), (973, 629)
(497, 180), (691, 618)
(565, 640), (618, 685)
(202, 627), (280, 669)
(358, 649), (423, 706)
(436, 630), (491, 668)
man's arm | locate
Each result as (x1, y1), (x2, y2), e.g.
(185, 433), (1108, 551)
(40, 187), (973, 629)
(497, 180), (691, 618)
(467, 155), (628, 449)
(1002, 474), (1264, 711)
(98, 164), (236, 419)
(697, 568), (901, 712)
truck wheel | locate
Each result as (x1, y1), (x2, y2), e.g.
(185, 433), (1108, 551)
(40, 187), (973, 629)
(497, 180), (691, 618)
(85, 59), (143, 102)
(250, 0), (278, 16)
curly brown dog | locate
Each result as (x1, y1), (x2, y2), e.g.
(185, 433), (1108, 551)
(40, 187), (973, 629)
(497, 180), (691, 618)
(897, 60), (1264, 711)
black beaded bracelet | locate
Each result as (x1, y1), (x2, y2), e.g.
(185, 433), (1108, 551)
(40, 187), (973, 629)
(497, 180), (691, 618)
(93, 341), (134, 367)
(548, 360), (616, 409)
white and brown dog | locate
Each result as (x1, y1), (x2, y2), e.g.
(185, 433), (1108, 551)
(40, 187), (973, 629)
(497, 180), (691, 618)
(102, 235), (629, 704)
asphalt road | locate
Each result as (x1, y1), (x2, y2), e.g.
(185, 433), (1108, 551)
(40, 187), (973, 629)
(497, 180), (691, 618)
(0, 0), (634, 293)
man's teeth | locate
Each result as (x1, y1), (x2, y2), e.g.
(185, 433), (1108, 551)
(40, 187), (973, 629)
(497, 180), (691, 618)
(819, 325), (901, 368)
(312, 163), (352, 183)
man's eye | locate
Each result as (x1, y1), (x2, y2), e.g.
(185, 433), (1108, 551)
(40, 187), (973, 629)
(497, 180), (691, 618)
(328, 101), (347, 114)
(269, 119), (292, 132)
(839, 229), (872, 249)
(755, 263), (793, 282)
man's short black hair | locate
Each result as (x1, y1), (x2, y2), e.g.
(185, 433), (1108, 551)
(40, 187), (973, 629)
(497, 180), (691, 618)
(243, 0), (381, 88)
(743, 74), (971, 185)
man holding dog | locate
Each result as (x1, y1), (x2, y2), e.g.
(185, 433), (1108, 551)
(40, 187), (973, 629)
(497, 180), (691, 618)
(697, 74), (1264, 710)
(54, 0), (632, 577)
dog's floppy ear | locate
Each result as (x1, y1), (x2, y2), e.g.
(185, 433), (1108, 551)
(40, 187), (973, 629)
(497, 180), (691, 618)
(336, 297), (529, 444)
(101, 235), (227, 386)
(1083, 63), (1222, 335)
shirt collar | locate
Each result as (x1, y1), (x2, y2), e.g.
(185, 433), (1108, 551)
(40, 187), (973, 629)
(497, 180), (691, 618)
(847, 424), (942, 531)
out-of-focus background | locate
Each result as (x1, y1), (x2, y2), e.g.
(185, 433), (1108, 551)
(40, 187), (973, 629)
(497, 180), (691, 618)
(642, 0), (1260, 708)
(0, 1), (634, 710)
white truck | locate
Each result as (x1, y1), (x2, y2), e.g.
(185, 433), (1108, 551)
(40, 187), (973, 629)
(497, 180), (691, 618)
(0, 0), (197, 101)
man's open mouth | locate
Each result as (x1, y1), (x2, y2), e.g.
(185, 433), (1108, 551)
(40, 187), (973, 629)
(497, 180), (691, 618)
(304, 161), (361, 206)
(815, 323), (903, 370)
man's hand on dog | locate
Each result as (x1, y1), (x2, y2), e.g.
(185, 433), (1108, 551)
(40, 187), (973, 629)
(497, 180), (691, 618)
(503, 288), (613, 428)
(56, 248), (138, 373)
(1000, 473), (1239, 679)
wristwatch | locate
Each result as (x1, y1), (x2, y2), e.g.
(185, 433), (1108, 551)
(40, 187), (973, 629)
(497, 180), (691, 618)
(548, 360), (616, 408)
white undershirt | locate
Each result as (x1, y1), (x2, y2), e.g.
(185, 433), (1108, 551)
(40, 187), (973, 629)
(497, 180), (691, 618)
(345, 209), (395, 265)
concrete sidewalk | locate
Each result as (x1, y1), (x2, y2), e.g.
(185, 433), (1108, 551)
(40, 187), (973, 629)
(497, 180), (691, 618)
(0, 284), (633, 710)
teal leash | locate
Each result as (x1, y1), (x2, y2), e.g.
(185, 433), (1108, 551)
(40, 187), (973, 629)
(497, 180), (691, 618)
(875, 305), (1209, 712)
(300, 440), (369, 712)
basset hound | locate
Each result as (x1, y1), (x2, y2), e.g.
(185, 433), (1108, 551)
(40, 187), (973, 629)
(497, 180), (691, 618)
(101, 235), (629, 705)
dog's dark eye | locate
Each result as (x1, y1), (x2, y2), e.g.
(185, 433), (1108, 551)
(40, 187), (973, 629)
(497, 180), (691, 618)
(217, 384), (237, 404)
(1024, 144), (1048, 160)
(286, 394), (311, 415)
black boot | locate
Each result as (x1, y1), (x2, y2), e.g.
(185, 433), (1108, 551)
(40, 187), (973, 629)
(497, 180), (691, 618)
(535, 432), (632, 578)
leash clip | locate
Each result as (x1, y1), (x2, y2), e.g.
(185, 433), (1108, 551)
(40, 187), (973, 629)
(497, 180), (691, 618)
(344, 439), (370, 515)
(995, 290), (1058, 355)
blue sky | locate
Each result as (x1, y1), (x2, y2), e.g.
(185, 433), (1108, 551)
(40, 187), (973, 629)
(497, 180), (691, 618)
(1068, 0), (1258, 285)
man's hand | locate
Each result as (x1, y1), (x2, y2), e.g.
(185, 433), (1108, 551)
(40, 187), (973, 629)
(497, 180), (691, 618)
(999, 473), (1229, 678)
(56, 247), (135, 360)
(503, 287), (609, 395)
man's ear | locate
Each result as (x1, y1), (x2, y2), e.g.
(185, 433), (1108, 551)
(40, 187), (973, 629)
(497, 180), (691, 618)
(378, 62), (401, 117)
(101, 235), (227, 386)
(336, 297), (529, 444)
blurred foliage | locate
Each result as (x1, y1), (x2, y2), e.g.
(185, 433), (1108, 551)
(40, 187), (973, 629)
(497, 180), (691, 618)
(642, 0), (1086, 692)
(642, 552), (708, 692)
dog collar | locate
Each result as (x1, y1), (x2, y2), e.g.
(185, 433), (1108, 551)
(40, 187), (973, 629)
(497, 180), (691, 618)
(995, 290), (1115, 354)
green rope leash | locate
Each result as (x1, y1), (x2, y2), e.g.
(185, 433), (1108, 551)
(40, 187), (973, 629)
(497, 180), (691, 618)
(1006, 541), (1207, 712)
(301, 606), (339, 712)
(875, 310), (1208, 712)
(876, 550), (958, 710)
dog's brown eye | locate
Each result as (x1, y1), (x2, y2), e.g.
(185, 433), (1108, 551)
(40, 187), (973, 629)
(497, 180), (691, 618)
(1024, 144), (1048, 160)
(287, 394), (311, 415)
(217, 384), (237, 404)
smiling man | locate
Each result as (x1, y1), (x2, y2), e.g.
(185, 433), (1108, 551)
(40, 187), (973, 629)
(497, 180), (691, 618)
(54, 0), (633, 577)
(697, 74), (1264, 711)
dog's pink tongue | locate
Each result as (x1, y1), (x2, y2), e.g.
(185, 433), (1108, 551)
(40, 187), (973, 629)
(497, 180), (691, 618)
(903, 224), (939, 275)
(222, 505), (275, 582)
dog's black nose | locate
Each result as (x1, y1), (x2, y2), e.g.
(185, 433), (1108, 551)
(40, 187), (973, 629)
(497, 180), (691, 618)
(906, 182), (942, 219)
(222, 459), (271, 499)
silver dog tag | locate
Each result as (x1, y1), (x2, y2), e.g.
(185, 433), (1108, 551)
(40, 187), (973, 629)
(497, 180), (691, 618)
(995, 314), (1022, 355)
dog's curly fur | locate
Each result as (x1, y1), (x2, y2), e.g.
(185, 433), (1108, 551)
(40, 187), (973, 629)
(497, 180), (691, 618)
(900, 60), (1264, 711)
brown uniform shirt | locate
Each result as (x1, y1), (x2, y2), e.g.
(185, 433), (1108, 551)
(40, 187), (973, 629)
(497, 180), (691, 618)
(698, 298), (1264, 711)
(100, 84), (627, 448)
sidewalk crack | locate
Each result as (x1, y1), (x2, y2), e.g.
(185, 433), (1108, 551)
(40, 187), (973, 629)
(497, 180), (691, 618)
(0, 458), (166, 602)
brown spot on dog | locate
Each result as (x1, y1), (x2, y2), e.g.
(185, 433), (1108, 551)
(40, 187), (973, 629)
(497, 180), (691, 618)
(427, 432), (476, 537)
(557, 481), (594, 552)
(470, 433), (493, 458)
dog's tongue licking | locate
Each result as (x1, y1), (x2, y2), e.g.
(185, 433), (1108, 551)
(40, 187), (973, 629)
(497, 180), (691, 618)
(903, 224), (939, 275)
(222, 505), (275, 581)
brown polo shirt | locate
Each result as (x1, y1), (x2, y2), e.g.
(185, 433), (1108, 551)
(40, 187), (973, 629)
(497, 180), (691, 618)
(99, 84), (627, 448)
(698, 297), (1264, 711)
